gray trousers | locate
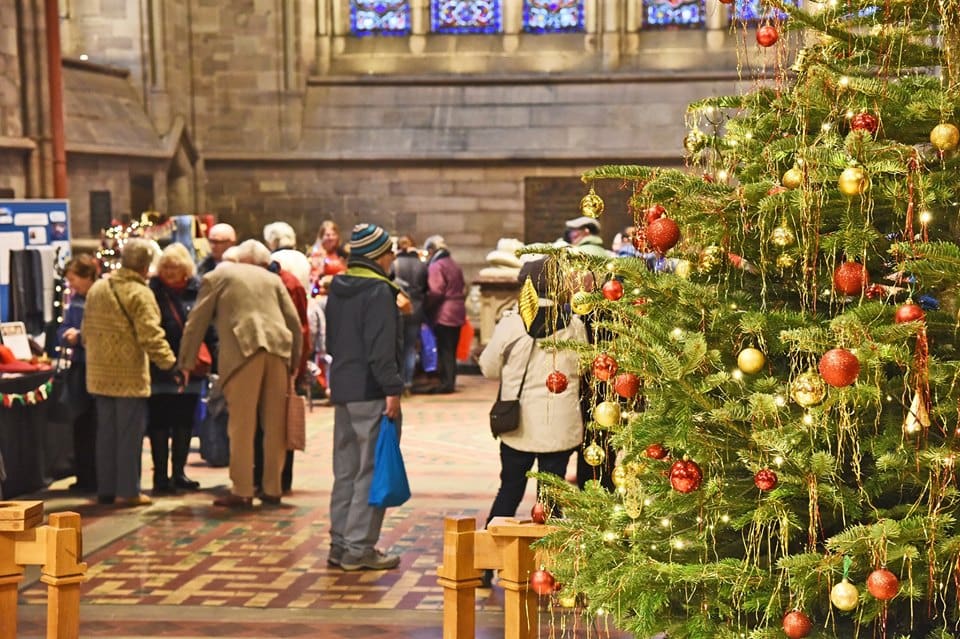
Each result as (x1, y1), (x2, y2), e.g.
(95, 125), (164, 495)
(94, 396), (147, 499)
(330, 400), (402, 556)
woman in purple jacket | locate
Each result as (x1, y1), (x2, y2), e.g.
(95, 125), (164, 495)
(423, 236), (466, 394)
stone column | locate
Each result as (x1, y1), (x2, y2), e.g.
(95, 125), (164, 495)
(705, 0), (728, 30)
(409, 0), (427, 55)
(600, 0), (624, 71)
(502, 0), (522, 53)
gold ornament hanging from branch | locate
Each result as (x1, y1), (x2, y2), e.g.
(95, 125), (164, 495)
(518, 276), (539, 331)
(579, 186), (604, 219)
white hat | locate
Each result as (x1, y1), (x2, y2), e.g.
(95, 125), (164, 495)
(564, 216), (601, 233)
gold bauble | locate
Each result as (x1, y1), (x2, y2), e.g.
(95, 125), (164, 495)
(580, 186), (605, 219)
(930, 123), (960, 151)
(674, 259), (692, 279)
(683, 130), (706, 153)
(830, 579), (860, 611)
(593, 401), (622, 428)
(623, 492), (642, 518)
(838, 167), (868, 196)
(782, 167), (803, 189)
(737, 347), (766, 375)
(612, 464), (628, 489)
(776, 253), (796, 269)
(770, 224), (795, 248)
(583, 442), (606, 467)
(699, 245), (724, 274)
(558, 594), (578, 608)
(791, 371), (827, 407)
(571, 291), (594, 315)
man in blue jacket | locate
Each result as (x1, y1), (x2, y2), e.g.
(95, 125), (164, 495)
(325, 223), (404, 571)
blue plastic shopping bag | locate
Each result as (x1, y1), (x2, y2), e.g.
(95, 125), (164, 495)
(368, 416), (411, 508)
(420, 323), (438, 373)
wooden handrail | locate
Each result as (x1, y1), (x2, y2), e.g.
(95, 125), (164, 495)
(0, 502), (86, 639)
(437, 516), (552, 639)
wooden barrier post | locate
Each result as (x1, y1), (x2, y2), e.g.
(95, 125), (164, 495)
(437, 517), (483, 639)
(438, 516), (552, 639)
(0, 502), (86, 639)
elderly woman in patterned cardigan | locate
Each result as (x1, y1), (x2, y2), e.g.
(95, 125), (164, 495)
(82, 239), (180, 507)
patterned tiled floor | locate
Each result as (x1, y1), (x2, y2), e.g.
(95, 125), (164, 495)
(17, 375), (630, 638)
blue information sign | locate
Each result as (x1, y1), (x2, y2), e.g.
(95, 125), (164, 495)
(0, 200), (71, 323)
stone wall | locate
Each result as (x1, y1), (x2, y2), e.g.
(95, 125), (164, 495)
(67, 155), (165, 235)
(204, 161), (640, 282)
(0, 1), (22, 139)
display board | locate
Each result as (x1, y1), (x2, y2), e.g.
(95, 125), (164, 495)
(0, 200), (71, 323)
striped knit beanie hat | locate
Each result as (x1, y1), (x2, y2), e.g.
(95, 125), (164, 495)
(349, 223), (392, 259)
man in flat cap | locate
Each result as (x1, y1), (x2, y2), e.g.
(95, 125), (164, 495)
(564, 216), (610, 258)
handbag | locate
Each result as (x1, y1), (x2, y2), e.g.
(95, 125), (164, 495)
(489, 336), (535, 438)
(197, 375), (230, 467)
(51, 356), (91, 423)
(368, 416), (411, 508)
(285, 377), (307, 451)
(164, 295), (212, 377)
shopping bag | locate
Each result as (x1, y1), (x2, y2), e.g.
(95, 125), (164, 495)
(420, 323), (438, 373)
(456, 318), (473, 361)
(286, 377), (307, 451)
(368, 416), (410, 508)
(197, 376), (229, 467)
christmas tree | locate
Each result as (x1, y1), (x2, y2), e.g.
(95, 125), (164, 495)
(534, 1), (960, 637)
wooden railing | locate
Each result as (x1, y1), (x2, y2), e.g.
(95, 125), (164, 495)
(437, 516), (552, 639)
(0, 501), (86, 639)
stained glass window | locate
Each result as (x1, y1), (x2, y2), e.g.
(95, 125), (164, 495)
(351, 0), (411, 37)
(523, 0), (585, 33)
(431, 0), (502, 34)
(643, 0), (705, 28)
(730, 0), (798, 23)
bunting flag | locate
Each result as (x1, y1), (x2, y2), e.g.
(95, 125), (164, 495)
(0, 379), (53, 408)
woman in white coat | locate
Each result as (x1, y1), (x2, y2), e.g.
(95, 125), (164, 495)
(479, 257), (587, 530)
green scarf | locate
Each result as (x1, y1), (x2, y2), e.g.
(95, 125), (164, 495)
(345, 263), (400, 292)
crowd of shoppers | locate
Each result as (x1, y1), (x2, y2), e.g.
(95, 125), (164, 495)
(54, 213), (626, 579)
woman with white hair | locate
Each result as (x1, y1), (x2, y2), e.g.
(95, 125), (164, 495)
(82, 238), (180, 507)
(263, 222), (311, 289)
(148, 243), (217, 494)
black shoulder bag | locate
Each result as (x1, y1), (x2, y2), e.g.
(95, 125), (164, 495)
(489, 336), (535, 438)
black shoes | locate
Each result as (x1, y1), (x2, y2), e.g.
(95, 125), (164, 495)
(173, 474), (201, 491)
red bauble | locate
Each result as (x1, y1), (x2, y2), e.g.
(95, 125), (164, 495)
(546, 370), (568, 394)
(530, 502), (547, 524)
(669, 459), (703, 493)
(754, 468), (778, 491)
(644, 204), (666, 224)
(894, 302), (925, 324)
(850, 112), (879, 135)
(613, 372), (641, 399)
(592, 354), (618, 381)
(647, 217), (681, 254)
(602, 279), (624, 301)
(756, 25), (779, 48)
(702, 173), (715, 183)
(645, 443), (668, 460)
(833, 261), (869, 296)
(866, 568), (899, 600)
(530, 569), (556, 595)
(818, 348), (860, 387)
(718, 0), (734, 4)
(782, 610), (813, 638)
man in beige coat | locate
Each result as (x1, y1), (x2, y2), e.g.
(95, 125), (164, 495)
(179, 240), (303, 508)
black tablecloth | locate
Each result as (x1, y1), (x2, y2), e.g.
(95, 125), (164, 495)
(0, 370), (73, 498)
